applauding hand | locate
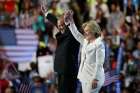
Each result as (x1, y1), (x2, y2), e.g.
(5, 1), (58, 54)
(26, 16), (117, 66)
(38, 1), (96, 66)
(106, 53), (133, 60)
(40, 1), (48, 14)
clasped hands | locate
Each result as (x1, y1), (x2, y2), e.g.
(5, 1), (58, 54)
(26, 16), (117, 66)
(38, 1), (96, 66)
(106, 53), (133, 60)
(40, 2), (74, 26)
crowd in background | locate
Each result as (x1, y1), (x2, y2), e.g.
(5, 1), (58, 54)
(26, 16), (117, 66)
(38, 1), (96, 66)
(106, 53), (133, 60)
(0, 0), (140, 93)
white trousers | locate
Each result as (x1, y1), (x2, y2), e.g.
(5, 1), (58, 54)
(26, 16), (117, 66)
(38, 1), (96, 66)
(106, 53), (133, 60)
(80, 67), (105, 93)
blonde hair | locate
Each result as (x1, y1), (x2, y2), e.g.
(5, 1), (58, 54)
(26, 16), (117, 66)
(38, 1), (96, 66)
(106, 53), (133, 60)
(82, 20), (101, 35)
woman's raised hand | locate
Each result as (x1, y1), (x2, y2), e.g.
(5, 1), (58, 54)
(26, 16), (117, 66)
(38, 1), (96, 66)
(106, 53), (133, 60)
(64, 10), (74, 25)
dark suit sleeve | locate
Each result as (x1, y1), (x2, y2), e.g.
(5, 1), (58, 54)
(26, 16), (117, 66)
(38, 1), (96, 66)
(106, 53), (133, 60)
(46, 13), (58, 27)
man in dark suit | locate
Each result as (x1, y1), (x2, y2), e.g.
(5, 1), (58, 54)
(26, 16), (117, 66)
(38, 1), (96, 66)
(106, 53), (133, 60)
(41, 4), (80, 93)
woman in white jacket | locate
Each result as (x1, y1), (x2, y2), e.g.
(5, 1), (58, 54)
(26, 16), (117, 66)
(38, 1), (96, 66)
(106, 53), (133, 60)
(64, 10), (105, 93)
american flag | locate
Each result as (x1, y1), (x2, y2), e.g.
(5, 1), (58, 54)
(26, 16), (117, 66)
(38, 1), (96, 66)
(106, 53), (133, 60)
(3, 63), (32, 93)
(18, 78), (32, 93)
(103, 42), (119, 86)
(104, 70), (119, 86)
(0, 27), (38, 63)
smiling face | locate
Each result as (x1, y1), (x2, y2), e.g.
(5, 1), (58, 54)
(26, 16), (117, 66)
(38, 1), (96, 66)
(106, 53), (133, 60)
(82, 21), (101, 41)
(57, 15), (66, 32)
(83, 25), (95, 41)
(57, 19), (65, 31)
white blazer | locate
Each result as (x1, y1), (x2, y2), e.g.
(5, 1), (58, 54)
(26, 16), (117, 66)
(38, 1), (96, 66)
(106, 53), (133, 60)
(68, 23), (105, 93)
